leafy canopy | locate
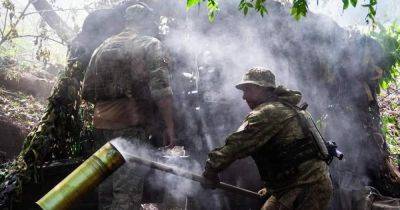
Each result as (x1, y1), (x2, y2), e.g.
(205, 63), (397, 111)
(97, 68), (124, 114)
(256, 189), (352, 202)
(370, 23), (400, 90)
(186, 0), (378, 23)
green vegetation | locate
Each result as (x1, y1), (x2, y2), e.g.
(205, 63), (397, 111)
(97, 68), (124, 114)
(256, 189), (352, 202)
(378, 83), (399, 157)
(382, 115), (399, 153)
(186, 0), (378, 23)
(370, 23), (400, 90)
(371, 23), (400, 160)
(0, 86), (45, 130)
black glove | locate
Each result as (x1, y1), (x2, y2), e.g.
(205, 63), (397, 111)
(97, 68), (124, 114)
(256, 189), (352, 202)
(201, 167), (220, 189)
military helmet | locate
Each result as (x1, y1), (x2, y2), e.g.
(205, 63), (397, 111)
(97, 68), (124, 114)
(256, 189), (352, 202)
(236, 67), (276, 90)
(124, 3), (154, 22)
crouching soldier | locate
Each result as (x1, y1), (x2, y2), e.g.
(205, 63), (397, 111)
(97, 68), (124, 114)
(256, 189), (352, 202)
(202, 67), (333, 210)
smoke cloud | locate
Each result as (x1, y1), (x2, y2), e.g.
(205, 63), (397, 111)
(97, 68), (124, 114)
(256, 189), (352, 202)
(111, 138), (222, 208)
(81, 0), (394, 209)
(154, 1), (388, 209)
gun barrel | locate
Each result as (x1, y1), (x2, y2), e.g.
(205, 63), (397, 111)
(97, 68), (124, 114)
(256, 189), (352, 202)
(125, 154), (260, 199)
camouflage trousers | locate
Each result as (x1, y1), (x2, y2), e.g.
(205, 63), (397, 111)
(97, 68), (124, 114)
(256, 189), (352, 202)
(261, 175), (333, 210)
(95, 127), (149, 210)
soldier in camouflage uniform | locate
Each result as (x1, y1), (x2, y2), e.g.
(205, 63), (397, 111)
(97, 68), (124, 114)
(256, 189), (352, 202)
(82, 4), (176, 210)
(202, 67), (333, 210)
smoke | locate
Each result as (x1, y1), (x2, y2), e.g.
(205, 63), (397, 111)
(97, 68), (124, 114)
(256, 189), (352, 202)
(77, 0), (394, 209)
(111, 138), (220, 208)
(151, 1), (386, 209)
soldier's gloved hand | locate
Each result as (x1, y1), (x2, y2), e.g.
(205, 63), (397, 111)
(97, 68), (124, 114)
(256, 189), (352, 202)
(201, 169), (220, 190)
(258, 187), (270, 198)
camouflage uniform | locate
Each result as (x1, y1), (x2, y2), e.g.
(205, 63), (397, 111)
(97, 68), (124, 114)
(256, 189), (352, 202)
(82, 5), (172, 210)
(205, 68), (333, 210)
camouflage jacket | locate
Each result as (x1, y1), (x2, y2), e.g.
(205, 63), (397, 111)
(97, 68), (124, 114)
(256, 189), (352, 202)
(206, 86), (329, 193)
(82, 28), (172, 103)
(82, 28), (172, 130)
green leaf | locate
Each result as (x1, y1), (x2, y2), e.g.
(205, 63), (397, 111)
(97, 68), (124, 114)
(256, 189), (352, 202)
(361, 0), (377, 23)
(370, 6), (376, 16)
(255, 0), (265, 8)
(259, 5), (268, 17)
(208, 11), (216, 22)
(239, 0), (251, 16)
(207, 0), (219, 22)
(239, 0), (246, 9)
(291, 0), (308, 20)
(342, 0), (349, 9)
(186, 0), (201, 9)
(350, 0), (357, 7)
(380, 80), (388, 89)
(244, 6), (249, 15)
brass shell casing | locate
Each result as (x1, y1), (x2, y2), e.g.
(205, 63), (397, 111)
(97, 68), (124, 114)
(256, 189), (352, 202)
(36, 142), (125, 210)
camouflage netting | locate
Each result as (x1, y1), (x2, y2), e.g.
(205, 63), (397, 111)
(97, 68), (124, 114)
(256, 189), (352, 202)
(0, 58), (86, 206)
(0, 0), (399, 209)
(0, 2), (135, 206)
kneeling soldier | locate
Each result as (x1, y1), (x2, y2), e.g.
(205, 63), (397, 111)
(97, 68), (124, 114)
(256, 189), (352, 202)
(203, 67), (333, 210)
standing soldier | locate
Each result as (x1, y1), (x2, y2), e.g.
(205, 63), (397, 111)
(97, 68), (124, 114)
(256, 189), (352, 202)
(81, 3), (176, 210)
(202, 67), (333, 210)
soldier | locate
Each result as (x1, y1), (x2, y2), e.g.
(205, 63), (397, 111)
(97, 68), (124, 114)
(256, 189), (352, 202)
(81, 3), (176, 210)
(202, 67), (333, 210)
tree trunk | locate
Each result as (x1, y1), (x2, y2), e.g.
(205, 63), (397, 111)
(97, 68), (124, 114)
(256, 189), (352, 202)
(31, 0), (76, 43)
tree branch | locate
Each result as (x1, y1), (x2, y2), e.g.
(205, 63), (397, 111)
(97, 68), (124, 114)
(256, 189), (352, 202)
(2, 9), (9, 38)
(23, 8), (93, 16)
(0, 1), (32, 46)
(31, 0), (76, 44)
(18, 34), (65, 45)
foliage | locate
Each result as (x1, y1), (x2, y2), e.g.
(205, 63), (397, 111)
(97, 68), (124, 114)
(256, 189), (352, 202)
(0, 57), (87, 206)
(382, 116), (399, 154)
(372, 22), (400, 159)
(0, 0), (112, 205)
(0, 57), (49, 130)
(21, 59), (85, 162)
(362, 0), (377, 24)
(206, 0), (219, 22)
(187, 0), (219, 22)
(370, 23), (400, 90)
(378, 83), (400, 157)
(35, 20), (51, 65)
(239, 0), (268, 17)
(0, 86), (46, 130)
(0, 0), (31, 46)
(186, 0), (378, 23)
(290, 0), (307, 20)
(0, 0), (68, 67)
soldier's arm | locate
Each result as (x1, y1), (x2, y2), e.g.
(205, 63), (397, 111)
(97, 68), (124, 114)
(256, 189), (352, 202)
(81, 48), (100, 102)
(145, 39), (176, 147)
(205, 110), (288, 173)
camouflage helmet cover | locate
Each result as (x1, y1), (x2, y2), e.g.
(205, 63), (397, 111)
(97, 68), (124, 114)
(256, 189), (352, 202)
(236, 67), (276, 90)
(124, 3), (154, 22)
